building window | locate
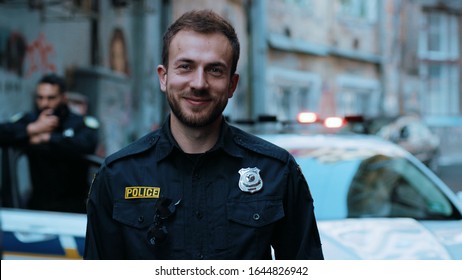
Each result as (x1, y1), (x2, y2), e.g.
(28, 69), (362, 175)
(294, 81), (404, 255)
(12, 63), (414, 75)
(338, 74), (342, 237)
(336, 76), (380, 117)
(340, 88), (372, 115)
(276, 0), (314, 17)
(422, 11), (459, 60)
(419, 10), (460, 115)
(420, 63), (459, 115)
(338, 0), (377, 23)
(284, 0), (312, 9)
(267, 68), (321, 121)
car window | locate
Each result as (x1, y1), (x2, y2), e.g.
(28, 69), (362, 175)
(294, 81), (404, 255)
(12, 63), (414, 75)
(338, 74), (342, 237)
(0, 148), (3, 185)
(1, 148), (34, 209)
(296, 152), (457, 220)
(347, 155), (453, 219)
(16, 153), (32, 208)
(295, 156), (362, 219)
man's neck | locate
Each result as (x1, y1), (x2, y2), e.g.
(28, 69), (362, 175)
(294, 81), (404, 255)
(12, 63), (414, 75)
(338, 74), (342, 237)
(170, 115), (222, 154)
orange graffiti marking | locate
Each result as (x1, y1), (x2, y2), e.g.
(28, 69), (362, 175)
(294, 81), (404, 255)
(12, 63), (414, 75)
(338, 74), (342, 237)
(25, 33), (56, 77)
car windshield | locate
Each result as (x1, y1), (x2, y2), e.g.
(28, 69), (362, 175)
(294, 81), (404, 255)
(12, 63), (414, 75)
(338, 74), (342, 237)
(294, 151), (456, 221)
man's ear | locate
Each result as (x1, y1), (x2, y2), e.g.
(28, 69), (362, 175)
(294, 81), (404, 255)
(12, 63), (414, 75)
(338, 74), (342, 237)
(228, 73), (239, 98)
(157, 65), (167, 92)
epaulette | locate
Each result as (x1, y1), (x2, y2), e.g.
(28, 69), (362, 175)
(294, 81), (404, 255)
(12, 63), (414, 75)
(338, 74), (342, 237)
(105, 132), (160, 166)
(10, 112), (25, 123)
(84, 116), (100, 129)
(230, 126), (289, 163)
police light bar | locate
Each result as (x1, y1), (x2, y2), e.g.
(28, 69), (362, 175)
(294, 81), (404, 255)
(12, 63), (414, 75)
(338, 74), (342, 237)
(344, 115), (364, 123)
(297, 112), (318, 124)
(324, 117), (344, 128)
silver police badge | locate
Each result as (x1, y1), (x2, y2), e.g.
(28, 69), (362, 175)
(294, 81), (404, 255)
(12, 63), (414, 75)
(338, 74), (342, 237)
(238, 167), (263, 193)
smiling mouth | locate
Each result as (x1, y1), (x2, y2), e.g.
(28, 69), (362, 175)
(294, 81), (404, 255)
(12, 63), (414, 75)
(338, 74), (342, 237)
(185, 97), (211, 106)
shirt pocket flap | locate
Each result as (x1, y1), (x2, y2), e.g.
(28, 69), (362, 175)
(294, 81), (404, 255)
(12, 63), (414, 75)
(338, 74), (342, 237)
(227, 199), (284, 227)
(113, 200), (156, 229)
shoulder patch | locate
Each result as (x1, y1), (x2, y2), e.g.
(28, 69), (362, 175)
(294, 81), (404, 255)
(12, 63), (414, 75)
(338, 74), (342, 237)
(10, 112), (25, 123)
(84, 116), (100, 129)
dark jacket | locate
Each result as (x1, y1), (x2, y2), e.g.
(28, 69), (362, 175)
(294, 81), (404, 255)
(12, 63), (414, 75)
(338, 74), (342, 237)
(9, 106), (98, 213)
(84, 117), (323, 259)
(0, 122), (28, 146)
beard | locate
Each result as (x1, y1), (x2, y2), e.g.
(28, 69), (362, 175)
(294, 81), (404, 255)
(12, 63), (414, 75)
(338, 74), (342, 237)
(167, 89), (228, 128)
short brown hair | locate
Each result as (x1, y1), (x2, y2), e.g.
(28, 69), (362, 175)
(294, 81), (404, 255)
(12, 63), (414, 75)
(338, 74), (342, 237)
(161, 9), (240, 76)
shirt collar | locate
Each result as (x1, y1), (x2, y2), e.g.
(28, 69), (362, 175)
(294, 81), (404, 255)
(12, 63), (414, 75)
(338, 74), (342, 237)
(155, 114), (243, 161)
(213, 119), (244, 158)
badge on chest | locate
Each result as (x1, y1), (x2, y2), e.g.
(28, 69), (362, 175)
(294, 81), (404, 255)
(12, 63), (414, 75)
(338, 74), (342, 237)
(238, 167), (263, 193)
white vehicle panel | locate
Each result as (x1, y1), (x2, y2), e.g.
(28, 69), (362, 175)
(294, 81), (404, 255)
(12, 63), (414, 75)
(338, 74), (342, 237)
(1, 208), (86, 259)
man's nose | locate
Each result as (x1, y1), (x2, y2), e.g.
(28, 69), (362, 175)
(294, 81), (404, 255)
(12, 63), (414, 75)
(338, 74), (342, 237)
(39, 99), (50, 108)
(190, 69), (208, 89)
(37, 97), (54, 110)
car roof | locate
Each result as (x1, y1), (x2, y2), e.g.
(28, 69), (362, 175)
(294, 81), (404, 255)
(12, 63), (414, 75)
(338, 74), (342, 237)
(258, 132), (409, 158)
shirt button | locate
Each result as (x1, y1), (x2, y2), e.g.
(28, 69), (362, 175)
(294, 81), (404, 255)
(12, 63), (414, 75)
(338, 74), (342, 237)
(138, 216), (144, 223)
(195, 211), (203, 219)
(253, 213), (260, 221)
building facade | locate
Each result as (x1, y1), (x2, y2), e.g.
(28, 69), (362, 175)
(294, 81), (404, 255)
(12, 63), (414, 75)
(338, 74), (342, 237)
(0, 0), (461, 161)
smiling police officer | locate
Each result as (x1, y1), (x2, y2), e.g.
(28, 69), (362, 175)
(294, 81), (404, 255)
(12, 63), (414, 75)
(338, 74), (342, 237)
(84, 9), (323, 260)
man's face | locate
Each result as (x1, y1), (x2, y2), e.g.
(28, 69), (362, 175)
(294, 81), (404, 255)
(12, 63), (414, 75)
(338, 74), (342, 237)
(157, 30), (239, 128)
(35, 83), (65, 111)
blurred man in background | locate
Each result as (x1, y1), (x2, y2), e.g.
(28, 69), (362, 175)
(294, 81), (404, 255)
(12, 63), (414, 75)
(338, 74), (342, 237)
(3, 73), (99, 213)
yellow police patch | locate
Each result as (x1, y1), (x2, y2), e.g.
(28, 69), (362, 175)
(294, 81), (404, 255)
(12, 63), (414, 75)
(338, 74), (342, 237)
(124, 186), (160, 199)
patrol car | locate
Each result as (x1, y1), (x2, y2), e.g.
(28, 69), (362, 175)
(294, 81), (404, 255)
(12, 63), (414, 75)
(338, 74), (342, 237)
(2, 114), (462, 259)
(254, 113), (462, 259)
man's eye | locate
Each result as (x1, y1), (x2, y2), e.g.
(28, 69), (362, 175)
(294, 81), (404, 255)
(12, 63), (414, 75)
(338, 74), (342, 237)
(179, 64), (191, 70)
(209, 67), (224, 75)
(36, 96), (57, 100)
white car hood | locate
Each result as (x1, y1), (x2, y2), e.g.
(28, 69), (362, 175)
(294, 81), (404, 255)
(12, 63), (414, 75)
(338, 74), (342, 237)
(318, 218), (462, 260)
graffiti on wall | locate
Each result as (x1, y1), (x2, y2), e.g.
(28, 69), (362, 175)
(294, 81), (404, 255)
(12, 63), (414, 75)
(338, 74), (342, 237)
(0, 30), (57, 78)
(25, 32), (56, 77)
(0, 30), (57, 120)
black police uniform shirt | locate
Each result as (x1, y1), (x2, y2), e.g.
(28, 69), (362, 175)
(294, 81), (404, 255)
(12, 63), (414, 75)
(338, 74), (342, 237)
(84, 116), (324, 259)
(0, 122), (28, 146)
(9, 105), (98, 213)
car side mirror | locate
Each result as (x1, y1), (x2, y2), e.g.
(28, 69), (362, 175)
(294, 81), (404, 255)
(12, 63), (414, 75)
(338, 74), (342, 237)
(400, 126), (410, 140)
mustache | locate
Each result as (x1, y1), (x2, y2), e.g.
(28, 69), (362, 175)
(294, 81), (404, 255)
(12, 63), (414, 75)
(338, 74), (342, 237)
(183, 89), (209, 97)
